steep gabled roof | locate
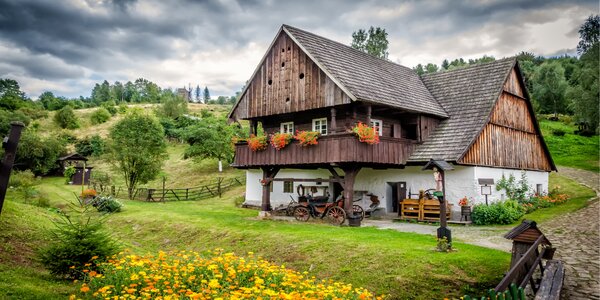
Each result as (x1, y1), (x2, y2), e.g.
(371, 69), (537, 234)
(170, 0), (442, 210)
(409, 58), (516, 161)
(282, 25), (448, 117)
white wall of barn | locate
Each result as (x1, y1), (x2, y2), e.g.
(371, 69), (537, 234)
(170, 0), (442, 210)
(244, 166), (549, 216)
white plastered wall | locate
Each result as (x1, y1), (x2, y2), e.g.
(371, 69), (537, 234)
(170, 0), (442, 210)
(244, 165), (549, 216)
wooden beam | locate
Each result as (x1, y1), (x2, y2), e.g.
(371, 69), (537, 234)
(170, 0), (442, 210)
(341, 166), (361, 215)
(260, 166), (280, 212)
(366, 104), (372, 125)
(330, 107), (337, 134)
(249, 119), (255, 135)
(271, 177), (343, 183)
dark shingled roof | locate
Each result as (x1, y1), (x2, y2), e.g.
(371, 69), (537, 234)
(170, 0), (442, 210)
(282, 25), (448, 118)
(409, 58), (517, 162)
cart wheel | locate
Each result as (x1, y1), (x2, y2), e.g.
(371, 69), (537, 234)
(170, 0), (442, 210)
(353, 205), (365, 221)
(326, 206), (346, 225)
(293, 206), (310, 222)
(286, 204), (296, 216)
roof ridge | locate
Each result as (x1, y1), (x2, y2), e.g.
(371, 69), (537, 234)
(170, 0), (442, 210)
(282, 24), (414, 72)
(421, 57), (517, 78)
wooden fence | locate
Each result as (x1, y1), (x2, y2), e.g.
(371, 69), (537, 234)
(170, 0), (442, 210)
(92, 177), (245, 202)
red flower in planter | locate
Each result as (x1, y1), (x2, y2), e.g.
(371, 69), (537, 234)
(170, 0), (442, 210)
(247, 134), (268, 152)
(270, 133), (293, 150)
(293, 130), (319, 146)
(352, 122), (379, 145)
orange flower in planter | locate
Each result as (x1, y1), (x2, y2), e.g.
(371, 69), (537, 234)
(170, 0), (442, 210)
(293, 130), (319, 146)
(458, 197), (469, 206)
(247, 134), (268, 151)
(270, 133), (293, 150)
(352, 122), (379, 145)
(80, 189), (97, 199)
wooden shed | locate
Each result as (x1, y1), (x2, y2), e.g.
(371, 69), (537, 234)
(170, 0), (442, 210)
(58, 153), (93, 185)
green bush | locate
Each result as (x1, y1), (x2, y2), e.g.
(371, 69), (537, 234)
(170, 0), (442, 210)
(91, 195), (122, 213)
(53, 106), (80, 129)
(0, 108), (31, 136)
(15, 130), (67, 175)
(9, 169), (37, 188)
(38, 205), (119, 279)
(118, 103), (128, 114)
(75, 135), (105, 157)
(552, 129), (566, 136)
(471, 200), (525, 225)
(90, 108), (111, 124)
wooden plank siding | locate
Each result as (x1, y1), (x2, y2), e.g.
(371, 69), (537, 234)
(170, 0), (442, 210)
(231, 31), (351, 120)
(233, 133), (417, 168)
(459, 67), (553, 171)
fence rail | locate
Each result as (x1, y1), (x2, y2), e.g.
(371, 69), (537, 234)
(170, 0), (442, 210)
(92, 176), (245, 202)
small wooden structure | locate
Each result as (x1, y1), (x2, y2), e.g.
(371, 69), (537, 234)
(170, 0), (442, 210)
(495, 220), (563, 299)
(58, 153), (93, 185)
(400, 198), (452, 221)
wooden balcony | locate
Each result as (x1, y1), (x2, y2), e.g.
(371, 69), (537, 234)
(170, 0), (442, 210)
(232, 133), (417, 168)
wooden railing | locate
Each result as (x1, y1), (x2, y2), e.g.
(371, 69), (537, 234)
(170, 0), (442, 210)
(233, 133), (417, 168)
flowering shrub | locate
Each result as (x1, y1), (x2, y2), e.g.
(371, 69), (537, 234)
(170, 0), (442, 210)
(247, 135), (268, 152)
(80, 189), (98, 199)
(270, 133), (293, 150)
(72, 249), (382, 299)
(471, 200), (525, 225)
(458, 197), (470, 206)
(352, 122), (379, 145)
(294, 130), (319, 146)
(520, 192), (569, 213)
(90, 195), (123, 213)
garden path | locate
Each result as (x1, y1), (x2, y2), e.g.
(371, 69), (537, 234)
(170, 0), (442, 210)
(365, 166), (599, 299)
(538, 167), (599, 300)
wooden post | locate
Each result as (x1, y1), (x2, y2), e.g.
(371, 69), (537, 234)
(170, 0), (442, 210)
(366, 105), (372, 125)
(341, 166), (361, 215)
(330, 107), (337, 134)
(162, 176), (166, 202)
(437, 170), (451, 244)
(249, 120), (255, 135)
(260, 167), (280, 218)
(0, 122), (24, 216)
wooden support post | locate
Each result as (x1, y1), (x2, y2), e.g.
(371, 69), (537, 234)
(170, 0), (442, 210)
(0, 122), (24, 216)
(436, 169), (451, 244)
(341, 166), (361, 215)
(260, 166), (280, 218)
(249, 120), (255, 136)
(330, 107), (337, 134)
(366, 105), (372, 126)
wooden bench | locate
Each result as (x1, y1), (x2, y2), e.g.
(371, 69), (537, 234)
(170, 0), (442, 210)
(534, 260), (564, 300)
(400, 199), (420, 220)
(420, 199), (452, 221)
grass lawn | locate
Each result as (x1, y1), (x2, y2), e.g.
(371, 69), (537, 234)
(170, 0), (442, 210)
(539, 119), (599, 172)
(0, 177), (511, 299)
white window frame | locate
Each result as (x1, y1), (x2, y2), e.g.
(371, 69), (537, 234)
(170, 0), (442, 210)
(371, 119), (383, 136)
(312, 118), (328, 135)
(280, 122), (294, 134)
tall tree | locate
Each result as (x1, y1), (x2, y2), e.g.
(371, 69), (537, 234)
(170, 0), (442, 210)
(183, 116), (239, 172)
(195, 85), (201, 102)
(351, 26), (389, 59)
(108, 111), (167, 199)
(441, 59), (449, 70)
(0, 78), (29, 110)
(577, 15), (599, 54)
(203, 86), (210, 103)
(532, 61), (568, 118)
(413, 64), (424, 76)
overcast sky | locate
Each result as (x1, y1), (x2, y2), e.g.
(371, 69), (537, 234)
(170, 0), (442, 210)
(0, 0), (597, 99)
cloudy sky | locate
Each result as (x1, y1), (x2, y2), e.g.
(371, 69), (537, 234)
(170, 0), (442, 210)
(0, 0), (597, 99)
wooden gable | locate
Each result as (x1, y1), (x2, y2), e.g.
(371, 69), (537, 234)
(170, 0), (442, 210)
(458, 65), (555, 171)
(230, 30), (351, 121)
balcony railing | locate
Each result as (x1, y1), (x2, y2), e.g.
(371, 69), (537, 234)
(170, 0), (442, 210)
(232, 133), (417, 168)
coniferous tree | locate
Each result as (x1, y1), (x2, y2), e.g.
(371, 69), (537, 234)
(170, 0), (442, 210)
(203, 86), (210, 104)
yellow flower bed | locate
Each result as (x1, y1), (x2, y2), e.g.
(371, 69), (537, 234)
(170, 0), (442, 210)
(72, 249), (382, 300)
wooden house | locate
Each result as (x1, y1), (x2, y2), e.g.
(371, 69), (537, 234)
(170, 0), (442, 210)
(228, 25), (555, 218)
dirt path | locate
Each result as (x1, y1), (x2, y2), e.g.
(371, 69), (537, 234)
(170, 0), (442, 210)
(538, 167), (599, 300)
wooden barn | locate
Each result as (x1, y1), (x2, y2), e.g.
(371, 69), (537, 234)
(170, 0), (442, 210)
(228, 25), (555, 218)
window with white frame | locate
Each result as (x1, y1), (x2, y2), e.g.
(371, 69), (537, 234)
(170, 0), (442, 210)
(312, 118), (327, 135)
(280, 122), (294, 134)
(371, 119), (383, 136)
